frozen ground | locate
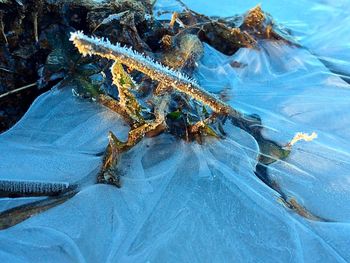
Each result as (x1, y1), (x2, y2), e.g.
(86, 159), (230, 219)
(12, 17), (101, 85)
(0, 0), (350, 262)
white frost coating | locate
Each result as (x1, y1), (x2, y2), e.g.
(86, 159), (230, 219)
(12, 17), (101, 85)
(69, 31), (199, 86)
(0, 86), (129, 193)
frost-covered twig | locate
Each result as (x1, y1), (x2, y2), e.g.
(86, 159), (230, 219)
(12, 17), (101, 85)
(70, 31), (241, 117)
(285, 132), (318, 148)
(0, 179), (72, 197)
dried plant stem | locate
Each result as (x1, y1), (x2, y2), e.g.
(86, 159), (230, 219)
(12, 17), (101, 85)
(0, 82), (37, 99)
(70, 32), (242, 118)
(0, 191), (76, 230)
(97, 94), (136, 126)
(154, 94), (170, 123)
(169, 12), (179, 28)
(127, 121), (163, 147)
(0, 67), (13, 73)
(111, 62), (128, 106)
(33, 11), (38, 42)
(98, 120), (163, 187)
(189, 113), (217, 134)
(0, 11), (7, 44)
(279, 197), (327, 222)
(110, 61), (144, 124)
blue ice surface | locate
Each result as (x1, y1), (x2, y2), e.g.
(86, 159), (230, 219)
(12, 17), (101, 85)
(0, 87), (129, 191)
(1, 0), (350, 262)
(181, 0), (350, 76)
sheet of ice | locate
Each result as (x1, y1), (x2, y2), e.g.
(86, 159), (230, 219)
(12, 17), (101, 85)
(196, 42), (350, 222)
(1, 127), (348, 262)
(0, 87), (129, 188)
(180, 0), (350, 76)
(0, 197), (46, 213)
(1, 0), (350, 262)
